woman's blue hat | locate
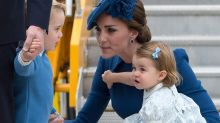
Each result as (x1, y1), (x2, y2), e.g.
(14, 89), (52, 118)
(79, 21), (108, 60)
(87, 0), (136, 30)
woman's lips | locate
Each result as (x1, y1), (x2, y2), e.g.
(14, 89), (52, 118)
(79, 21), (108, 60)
(100, 46), (111, 49)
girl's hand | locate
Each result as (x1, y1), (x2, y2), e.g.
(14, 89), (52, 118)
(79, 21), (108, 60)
(102, 70), (114, 89)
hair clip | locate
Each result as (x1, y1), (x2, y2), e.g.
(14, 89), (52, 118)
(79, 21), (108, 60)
(152, 47), (161, 60)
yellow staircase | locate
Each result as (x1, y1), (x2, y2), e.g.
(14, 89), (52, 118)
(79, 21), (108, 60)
(47, 0), (93, 118)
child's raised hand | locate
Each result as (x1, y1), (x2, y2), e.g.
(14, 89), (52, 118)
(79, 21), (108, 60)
(102, 70), (114, 89)
(48, 112), (64, 123)
(21, 38), (42, 62)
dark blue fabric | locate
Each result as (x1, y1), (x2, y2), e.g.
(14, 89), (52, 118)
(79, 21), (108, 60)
(0, 43), (18, 123)
(66, 49), (220, 123)
(0, 1), (51, 122)
(0, 0), (52, 45)
(87, 0), (136, 30)
(87, 0), (110, 30)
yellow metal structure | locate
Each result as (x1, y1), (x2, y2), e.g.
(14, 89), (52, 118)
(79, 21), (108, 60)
(47, 0), (93, 118)
(69, 0), (92, 109)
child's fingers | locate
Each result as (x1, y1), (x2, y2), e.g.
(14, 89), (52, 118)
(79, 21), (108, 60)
(49, 113), (64, 123)
(30, 39), (41, 46)
(56, 117), (64, 123)
(49, 114), (57, 122)
(32, 38), (40, 43)
(29, 43), (40, 50)
(29, 48), (36, 53)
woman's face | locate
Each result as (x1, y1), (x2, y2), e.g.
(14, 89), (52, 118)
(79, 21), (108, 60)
(95, 13), (134, 59)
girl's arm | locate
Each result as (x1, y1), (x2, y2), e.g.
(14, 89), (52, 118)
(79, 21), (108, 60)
(102, 70), (134, 88)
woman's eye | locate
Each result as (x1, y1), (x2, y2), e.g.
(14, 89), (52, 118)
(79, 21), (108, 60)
(108, 28), (116, 33)
(95, 26), (101, 32)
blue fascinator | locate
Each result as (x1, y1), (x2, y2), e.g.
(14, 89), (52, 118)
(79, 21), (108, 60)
(87, 0), (136, 30)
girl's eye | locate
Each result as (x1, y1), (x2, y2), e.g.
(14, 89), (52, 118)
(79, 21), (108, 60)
(140, 67), (146, 72)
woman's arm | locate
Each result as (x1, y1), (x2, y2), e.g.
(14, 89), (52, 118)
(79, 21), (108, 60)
(174, 48), (220, 122)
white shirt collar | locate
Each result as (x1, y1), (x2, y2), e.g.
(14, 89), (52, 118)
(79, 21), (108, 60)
(144, 83), (164, 99)
(39, 51), (45, 56)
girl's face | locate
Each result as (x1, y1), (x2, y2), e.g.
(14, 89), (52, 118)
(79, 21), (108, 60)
(95, 13), (135, 59)
(44, 9), (65, 51)
(132, 55), (165, 90)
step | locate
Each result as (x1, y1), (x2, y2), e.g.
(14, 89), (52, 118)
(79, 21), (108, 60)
(82, 66), (220, 97)
(144, 5), (220, 16)
(144, 5), (220, 35)
(91, 5), (220, 35)
(77, 66), (220, 121)
(86, 36), (220, 66)
(142, 0), (220, 5)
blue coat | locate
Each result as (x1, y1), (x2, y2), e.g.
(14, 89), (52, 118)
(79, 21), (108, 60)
(13, 52), (53, 123)
(70, 49), (220, 123)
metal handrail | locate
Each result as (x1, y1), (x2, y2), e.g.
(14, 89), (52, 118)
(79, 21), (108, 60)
(66, 0), (73, 16)
(88, 36), (220, 46)
(144, 5), (220, 15)
(76, 67), (84, 115)
(151, 36), (220, 46)
(75, 0), (82, 17)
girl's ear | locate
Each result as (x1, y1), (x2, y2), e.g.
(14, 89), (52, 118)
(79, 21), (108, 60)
(158, 70), (167, 81)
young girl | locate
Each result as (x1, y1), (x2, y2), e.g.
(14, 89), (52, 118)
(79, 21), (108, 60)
(13, 1), (65, 123)
(102, 41), (206, 123)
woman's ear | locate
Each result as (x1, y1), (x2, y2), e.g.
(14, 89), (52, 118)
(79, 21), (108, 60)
(158, 70), (167, 81)
(130, 29), (139, 39)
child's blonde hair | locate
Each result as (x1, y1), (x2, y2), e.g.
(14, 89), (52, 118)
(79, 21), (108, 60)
(50, 0), (66, 19)
(135, 41), (181, 87)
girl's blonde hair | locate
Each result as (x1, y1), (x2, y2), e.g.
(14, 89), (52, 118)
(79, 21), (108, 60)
(136, 41), (181, 87)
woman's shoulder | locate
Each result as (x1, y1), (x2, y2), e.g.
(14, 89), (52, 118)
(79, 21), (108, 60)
(98, 55), (122, 68)
(173, 48), (189, 64)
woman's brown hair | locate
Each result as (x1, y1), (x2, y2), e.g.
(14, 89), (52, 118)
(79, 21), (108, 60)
(123, 0), (151, 44)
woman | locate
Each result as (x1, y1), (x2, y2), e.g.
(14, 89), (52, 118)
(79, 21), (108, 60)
(66, 0), (220, 122)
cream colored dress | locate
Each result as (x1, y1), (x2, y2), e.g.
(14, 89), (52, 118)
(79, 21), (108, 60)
(124, 83), (206, 123)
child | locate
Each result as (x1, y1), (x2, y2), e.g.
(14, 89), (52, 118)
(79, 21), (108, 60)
(102, 41), (206, 123)
(13, 1), (65, 123)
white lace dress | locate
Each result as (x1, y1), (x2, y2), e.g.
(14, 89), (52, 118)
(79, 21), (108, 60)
(124, 83), (206, 123)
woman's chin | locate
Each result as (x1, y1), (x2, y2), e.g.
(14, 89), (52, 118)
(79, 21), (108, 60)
(101, 50), (116, 59)
(101, 54), (115, 59)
